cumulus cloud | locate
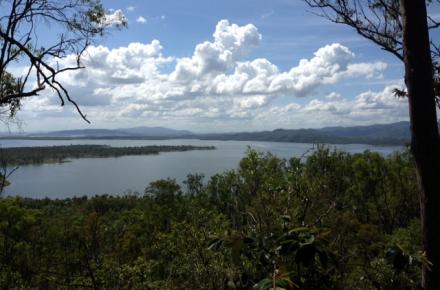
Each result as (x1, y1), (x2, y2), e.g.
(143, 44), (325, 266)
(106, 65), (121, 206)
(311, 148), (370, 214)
(136, 16), (147, 24)
(305, 84), (407, 118)
(170, 20), (262, 82)
(257, 83), (408, 129)
(20, 19), (391, 129)
(100, 9), (127, 27)
(53, 40), (172, 106)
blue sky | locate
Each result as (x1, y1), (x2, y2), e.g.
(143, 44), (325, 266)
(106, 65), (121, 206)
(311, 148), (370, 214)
(6, 0), (440, 132)
(101, 0), (400, 76)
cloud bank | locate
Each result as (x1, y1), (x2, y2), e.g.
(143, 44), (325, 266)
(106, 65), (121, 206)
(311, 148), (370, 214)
(19, 19), (406, 131)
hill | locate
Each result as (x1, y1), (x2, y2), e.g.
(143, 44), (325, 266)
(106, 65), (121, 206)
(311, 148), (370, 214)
(118, 126), (192, 136)
(197, 121), (411, 145)
(23, 127), (194, 138)
(0, 122), (413, 145)
(319, 121), (410, 139)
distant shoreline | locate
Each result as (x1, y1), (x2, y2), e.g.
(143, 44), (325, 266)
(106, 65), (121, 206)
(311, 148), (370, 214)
(0, 121), (412, 146)
(1, 144), (216, 166)
(0, 135), (408, 146)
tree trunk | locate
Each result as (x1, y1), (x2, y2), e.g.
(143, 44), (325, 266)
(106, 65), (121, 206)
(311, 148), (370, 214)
(400, 1), (440, 289)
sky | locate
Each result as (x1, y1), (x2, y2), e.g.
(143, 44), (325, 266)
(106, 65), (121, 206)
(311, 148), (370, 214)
(5, 0), (440, 133)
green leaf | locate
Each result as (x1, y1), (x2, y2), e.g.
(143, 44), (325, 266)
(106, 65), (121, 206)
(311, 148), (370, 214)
(253, 278), (272, 290)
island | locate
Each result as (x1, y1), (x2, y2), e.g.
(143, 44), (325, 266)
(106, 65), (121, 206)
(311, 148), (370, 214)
(0, 144), (216, 165)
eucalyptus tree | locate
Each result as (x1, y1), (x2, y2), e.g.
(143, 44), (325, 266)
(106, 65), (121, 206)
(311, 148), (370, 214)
(303, 1), (440, 288)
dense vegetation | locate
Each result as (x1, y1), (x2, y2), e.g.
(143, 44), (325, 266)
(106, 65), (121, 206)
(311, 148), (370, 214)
(0, 145), (216, 165)
(0, 147), (423, 289)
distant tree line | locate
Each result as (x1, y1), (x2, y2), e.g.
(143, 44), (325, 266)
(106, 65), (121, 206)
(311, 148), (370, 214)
(0, 145), (216, 166)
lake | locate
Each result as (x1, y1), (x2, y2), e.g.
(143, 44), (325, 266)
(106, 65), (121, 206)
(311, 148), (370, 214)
(0, 139), (403, 198)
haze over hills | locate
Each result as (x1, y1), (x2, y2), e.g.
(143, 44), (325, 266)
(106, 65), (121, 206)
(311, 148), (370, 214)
(116, 127), (192, 136)
(12, 127), (194, 138)
(198, 121), (410, 145)
(0, 122), (413, 145)
(319, 121), (411, 139)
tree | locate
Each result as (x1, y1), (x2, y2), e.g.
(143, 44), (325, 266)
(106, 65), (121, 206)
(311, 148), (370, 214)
(303, 0), (439, 288)
(0, 0), (127, 122)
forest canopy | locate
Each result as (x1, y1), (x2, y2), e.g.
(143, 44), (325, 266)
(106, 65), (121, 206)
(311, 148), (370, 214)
(0, 148), (422, 289)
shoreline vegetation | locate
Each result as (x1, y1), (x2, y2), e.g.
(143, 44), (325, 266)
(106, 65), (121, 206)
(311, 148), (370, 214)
(0, 145), (216, 166)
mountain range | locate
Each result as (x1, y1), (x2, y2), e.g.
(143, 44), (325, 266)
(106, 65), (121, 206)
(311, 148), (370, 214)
(21, 127), (193, 138)
(198, 121), (411, 145)
(0, 122), (412, 145)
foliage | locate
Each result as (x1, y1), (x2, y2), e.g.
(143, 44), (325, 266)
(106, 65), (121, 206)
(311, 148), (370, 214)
(0, 0), (127, 122)
(0, 148), (422, 289)
(0, 144), (216, 165)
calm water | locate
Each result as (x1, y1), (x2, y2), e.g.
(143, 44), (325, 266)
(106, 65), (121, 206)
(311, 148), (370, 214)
(1, 139), (403, 198)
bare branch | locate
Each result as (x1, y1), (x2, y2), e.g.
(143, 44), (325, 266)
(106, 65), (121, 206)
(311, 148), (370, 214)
(304, 0), (440, 105)
(304, 0), (404, 61)
(0, 0), (126, 123)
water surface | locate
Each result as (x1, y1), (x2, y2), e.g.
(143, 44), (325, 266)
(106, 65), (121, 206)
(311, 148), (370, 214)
(1, 139), (402, 198)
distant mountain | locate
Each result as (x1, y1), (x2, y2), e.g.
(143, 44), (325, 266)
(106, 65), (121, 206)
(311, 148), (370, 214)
(39, 129), (133, 138)
(197, 121), (411, 145)
(319, 121), (411, 140)
(119, 127), (193, 136)
(0, 122), (413, 145)
(19, 127), (194, 139)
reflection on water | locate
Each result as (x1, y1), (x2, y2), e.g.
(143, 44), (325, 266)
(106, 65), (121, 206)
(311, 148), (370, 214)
(1, 139), (402, 198)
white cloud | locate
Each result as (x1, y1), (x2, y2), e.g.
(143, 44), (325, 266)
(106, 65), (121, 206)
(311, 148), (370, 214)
(136, 16), (147, 24)
(100, 9), (127, 27)
(19, 20), (391, 130)
(325, 92), (341, 100)
(346, 62), (387, 79)
(126, 6), (135, 12)
(257, 83), (408, 129)
(170, 20), (262, 82)
(235, 95), (269, 110)
(301, 84), (407, 117)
